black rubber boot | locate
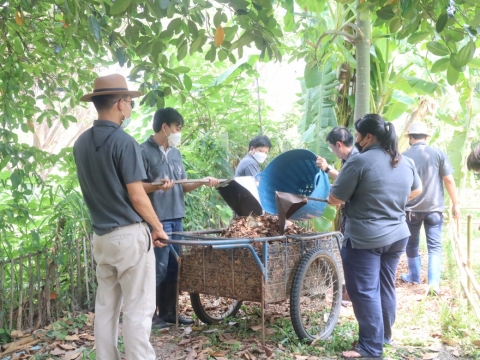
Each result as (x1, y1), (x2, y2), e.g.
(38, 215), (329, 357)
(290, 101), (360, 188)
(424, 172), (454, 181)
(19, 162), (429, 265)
(152, 284), (170, 329)
(160, 282), (194, 325)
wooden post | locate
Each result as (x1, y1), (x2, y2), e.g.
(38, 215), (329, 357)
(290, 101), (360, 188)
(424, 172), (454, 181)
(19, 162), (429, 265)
(36, 254), (42, 327)
(9, 259), (14, 330)
(76, 238), (82, 308)
(90, 235), (95, 287)
(467, 215), (473, 293)
(45, 256), (51, 323)
(83, 237), (91, 307)
(17, 257), (24, 330)
(68, 245), (75, 312)
(28, 256), (33, 329)
(55, 262), (61, 320)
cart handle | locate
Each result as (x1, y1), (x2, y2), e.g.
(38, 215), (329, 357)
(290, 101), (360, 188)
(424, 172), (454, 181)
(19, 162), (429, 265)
(159, 237), (283, 246)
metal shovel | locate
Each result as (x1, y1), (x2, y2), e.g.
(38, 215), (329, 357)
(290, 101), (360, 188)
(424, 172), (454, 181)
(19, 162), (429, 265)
(275, 191), (329, 234)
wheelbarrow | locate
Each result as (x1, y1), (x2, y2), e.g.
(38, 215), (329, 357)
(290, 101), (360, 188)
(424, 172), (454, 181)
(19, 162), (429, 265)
(164, 230), (343, 345)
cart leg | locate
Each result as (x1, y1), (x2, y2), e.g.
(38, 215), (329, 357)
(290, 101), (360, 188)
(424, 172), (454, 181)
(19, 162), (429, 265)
(175, 257), (182, 330)
(261, 275), (265, 347)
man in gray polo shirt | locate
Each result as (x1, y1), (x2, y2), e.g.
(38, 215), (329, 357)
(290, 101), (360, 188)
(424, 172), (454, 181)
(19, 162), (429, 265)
(235, 135), (272, 177)
(74, 74), (168, 360)
(401, 122), (459, 295)
(316, 127), (358, 304)
(141, 107), (219, 329)
(316, 126), (359, 180)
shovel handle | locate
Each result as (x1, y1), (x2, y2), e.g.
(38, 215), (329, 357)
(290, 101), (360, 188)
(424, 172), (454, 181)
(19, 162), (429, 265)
(152, 179), (228, 186)
(304, 196), (329, 203)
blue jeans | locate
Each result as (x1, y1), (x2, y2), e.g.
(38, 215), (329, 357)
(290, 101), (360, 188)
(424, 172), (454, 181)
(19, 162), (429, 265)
(405, 212), (443, 258)
(342, 237), (408, 357)
(154, 218), (183, 286)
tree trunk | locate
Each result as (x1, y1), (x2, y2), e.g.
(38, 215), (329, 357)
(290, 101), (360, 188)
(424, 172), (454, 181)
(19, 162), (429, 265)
(354, 2), (371, 121)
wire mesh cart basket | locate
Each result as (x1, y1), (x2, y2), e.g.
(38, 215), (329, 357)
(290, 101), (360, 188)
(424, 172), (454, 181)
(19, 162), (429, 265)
(166, 230), (343, 344)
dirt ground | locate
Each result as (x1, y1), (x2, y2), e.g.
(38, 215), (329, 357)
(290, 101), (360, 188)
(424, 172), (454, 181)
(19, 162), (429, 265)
(149, 250), (478, 360)
(3, 250), (477, 360)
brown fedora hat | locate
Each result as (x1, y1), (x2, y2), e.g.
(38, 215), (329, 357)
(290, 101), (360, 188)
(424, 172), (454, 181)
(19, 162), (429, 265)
(80, 74), (142, 102)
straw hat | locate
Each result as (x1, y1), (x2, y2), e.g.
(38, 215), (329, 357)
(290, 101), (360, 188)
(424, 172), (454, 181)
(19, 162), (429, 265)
(80, 74), (142, 102)
(406, 122), (430, 137)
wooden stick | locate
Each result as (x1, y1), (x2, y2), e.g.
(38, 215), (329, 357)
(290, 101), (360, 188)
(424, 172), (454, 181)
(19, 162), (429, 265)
(45, 257), (51, 323)
(17, 256), (24, 330)
(90, 235), (95, 291)
(55, 261), (61, 320)
(36, 254), (42, 327)
(83, 237), (91, 307)
(76, 238), (82, 309)
(9, 259), (14, 330)
(0, 337), (40, 357)
(69, 244), (75, 312)
(450, 223), (480, 320)
(28, 255), (33, 329)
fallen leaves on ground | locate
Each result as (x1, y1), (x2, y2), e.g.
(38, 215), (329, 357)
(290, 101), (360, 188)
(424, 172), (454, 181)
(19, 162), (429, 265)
(0, 312), (96, 359)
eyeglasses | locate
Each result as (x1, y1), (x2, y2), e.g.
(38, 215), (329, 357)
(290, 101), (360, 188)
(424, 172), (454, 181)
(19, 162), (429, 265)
(114, 99), (135, 109)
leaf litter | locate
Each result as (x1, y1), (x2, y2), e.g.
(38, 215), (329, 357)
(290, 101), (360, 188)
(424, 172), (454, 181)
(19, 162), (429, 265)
(1, 250), (475, 359)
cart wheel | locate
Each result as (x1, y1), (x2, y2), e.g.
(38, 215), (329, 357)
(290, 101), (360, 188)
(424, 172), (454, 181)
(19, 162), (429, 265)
(290, 248), (342, 343)
(189, 293), (243, 324)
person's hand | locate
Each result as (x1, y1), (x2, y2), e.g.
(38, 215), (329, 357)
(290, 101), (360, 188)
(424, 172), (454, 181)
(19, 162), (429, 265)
(156, 179), (175, 191)
(452, 204), (460, 219)
(316, 156), (328, 172)
(151, 228), (169, 248)
(204, 177), (219, 187)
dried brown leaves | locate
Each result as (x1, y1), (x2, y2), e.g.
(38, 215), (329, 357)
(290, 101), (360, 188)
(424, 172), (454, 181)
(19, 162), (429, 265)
(221, 215), (308, 239)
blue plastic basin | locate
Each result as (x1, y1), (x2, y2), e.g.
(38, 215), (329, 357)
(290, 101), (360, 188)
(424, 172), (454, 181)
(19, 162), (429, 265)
(256, 149), (330, 220)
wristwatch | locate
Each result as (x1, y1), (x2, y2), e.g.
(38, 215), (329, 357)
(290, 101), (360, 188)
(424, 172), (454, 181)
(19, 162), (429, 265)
(325, 165), (332, 174)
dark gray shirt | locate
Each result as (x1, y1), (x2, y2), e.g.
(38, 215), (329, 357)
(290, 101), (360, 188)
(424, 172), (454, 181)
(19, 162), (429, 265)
(403, 142), (453, 212)
(73, 120), (146, 236)
(331, 144), (421, 249)
(342, 147), (359, 165)
(235, 154), (261, 177)
(140, 137), (187, 221)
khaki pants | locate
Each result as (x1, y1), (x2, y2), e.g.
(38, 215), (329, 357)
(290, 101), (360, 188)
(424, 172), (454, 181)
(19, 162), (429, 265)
(92, 223), (156, 360)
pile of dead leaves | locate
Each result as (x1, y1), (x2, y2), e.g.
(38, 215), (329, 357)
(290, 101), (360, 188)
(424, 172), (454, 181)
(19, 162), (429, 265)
(221, 215), (308, 239)
(177, 327), (274, 360)
(0, 312), (96, 360)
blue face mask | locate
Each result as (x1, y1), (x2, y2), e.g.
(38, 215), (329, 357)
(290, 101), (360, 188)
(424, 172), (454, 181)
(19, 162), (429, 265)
(121, 111), (131, 129)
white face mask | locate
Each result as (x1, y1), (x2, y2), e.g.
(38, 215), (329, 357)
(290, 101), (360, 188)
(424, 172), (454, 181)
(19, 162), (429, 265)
(165, 128), (182, 147)
(253, 151), (267, 164)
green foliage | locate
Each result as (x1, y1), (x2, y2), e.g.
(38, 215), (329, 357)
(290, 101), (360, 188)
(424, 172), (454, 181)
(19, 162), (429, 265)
(298, 63), (338, 158)
(0, 327), (11, 345)
(0, 0), (284, 131)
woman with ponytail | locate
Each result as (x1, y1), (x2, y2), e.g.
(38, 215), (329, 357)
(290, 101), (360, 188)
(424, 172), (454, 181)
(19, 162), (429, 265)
(327, 114), (423, 359)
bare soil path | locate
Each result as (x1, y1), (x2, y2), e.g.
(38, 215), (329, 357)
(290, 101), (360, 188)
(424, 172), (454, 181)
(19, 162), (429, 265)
(150, 251), (479, 360)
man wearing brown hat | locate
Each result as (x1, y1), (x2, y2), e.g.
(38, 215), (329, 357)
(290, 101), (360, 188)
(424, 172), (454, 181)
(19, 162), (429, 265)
(74, 74), (169, 360)
(401, 122), (459, 296)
